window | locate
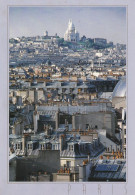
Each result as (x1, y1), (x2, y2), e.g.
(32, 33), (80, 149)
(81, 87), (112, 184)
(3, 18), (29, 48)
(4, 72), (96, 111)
(20, 143), (22, 150)
(16, 144), (20, 149)
(124, 138), (126, 145)
(52, 145), (55, 150)
(70, 88), (73, 93)
(41, 144), (45, 150)
(62, 88), (66, 92)
(46, 143), (52, 150)
(55, 145), (58, 150)
(28, 144), (32, 150)
(84, 88), (87, 93)
(69, 145), (73, 151)
(81, 144), (85, 150)
(67, 161), (71, 168)
(124, 129), (126, 135)
(78, 88), (82, 93)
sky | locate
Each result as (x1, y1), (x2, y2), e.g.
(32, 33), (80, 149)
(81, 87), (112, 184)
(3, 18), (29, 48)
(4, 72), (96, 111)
(9, 7), (126, 44)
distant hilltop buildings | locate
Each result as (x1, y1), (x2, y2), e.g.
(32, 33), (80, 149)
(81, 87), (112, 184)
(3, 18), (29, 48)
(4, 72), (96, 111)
(64, 19), (79, 42)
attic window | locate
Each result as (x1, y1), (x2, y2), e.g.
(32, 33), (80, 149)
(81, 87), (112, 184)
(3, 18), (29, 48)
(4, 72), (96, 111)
(69, 145), (73, 151)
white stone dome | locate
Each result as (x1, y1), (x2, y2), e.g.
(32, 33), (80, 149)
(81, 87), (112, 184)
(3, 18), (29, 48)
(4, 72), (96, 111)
(112, 77), (126, 98)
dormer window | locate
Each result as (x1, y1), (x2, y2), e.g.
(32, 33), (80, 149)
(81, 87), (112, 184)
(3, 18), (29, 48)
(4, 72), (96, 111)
(41, 144), (45, 150)
(52, 145), (55, 150)
(46, 143), (52, 150)
(15, 143), (22, 150)
(28, 144), (32, 150)
(69, 145), (74, 151)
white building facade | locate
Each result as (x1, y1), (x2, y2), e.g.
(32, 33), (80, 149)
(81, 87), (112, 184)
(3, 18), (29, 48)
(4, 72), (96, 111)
(64, 19), (79, 42)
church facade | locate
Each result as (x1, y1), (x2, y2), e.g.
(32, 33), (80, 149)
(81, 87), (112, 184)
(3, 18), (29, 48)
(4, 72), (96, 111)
(64, 19), (79, 42)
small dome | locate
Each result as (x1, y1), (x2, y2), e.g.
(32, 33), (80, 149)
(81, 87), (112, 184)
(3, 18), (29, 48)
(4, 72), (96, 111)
(112, 77), (126, 98)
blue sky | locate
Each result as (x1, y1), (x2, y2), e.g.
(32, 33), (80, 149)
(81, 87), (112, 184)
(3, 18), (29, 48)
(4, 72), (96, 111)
(9, 7), (126, 44)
